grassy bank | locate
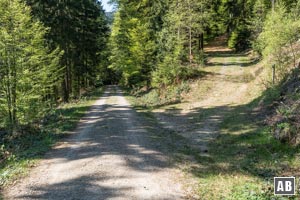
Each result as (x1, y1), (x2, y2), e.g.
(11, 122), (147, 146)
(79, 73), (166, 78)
(195, 95), (300, 199)
(0, 87), (103, 191)
(126, 75), (300, 199)
(128, 50), (300, 200)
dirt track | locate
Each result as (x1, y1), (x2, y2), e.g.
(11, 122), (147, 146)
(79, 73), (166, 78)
(153, 50), (261, 152)
(4, 86), (185, 200)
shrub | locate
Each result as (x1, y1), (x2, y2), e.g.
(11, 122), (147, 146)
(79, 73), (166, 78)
(228, 24), (251, 51)
(267, 70), (300, 145)
(132, 82), (190, 108)
(257, 1), (300, 81)
(152, 56), (203, 88)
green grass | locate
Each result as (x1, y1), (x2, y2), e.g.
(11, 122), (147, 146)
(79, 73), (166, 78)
(127, 84), (300, 199)
(156, 86), (299, 199)
(200, 107), (295, 199)
(0, 87), (103, 190)
(126, 82), (190, 109)
(127, 52), (299, 199)
(188, 94), (300, 199)
(188, 58), (300, 199)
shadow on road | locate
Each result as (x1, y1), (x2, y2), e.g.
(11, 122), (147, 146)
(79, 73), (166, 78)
(151, 93), (299, 183)
(10, 87), (183, 200)
(20, 175), (131, 199)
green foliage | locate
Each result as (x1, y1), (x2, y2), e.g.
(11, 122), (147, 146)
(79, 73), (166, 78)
(109, 0), (164, 87)
(132, 83), (190, 108)
(0, 88), (103, 187)
(195, 50), (207, 66)
(110, 0), (212, 87)
(228, 180), (300, 199)
(215, 0), (256, 50)
(261, 86), (281, 104)
(151, 56), (182, 87)
(269, 73), (300, 145)
(110, 0), (299, 88)
(0, 0), (109, 130)
(228, 31), (239, 49)
(0, 0), (62, 129)
(228, 183), (272, 200)
(152, 58), (203, 88)
(250, 0), (269, 48)
(131, 77), (300, 199)
(27, 0), (109, 101)
(257, 0), (300, 80)
(228, 24), (251, 51)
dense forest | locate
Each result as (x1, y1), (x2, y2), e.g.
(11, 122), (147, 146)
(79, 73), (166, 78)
(0, 0), (109, 131)
(109, 0), (300, 87)
(1, 0), (300, 199)
(1, 0), (299, 133)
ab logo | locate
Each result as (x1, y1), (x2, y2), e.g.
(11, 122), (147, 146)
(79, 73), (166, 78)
(274, 177), (295, 195)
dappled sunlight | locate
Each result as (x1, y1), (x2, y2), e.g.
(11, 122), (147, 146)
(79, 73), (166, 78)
(18, 175), (132, 200)
(140, 43), (299, 198)
(5, 86), (186, 199)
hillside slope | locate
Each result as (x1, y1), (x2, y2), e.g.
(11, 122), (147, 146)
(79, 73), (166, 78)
(153, 47), (264, 152)
(131, 43), (300, 199)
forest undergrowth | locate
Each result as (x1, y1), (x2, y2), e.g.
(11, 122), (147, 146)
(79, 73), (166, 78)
(129, 46), (300, 199)
(0, 88), (103, 191)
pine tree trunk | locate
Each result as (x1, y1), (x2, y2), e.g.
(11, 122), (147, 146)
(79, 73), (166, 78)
(6, 76), (13, 128)
(188, 0), (192, 64)
(63, 75), (69, 103)
(189, 26), (192, 63)
(200, 32), (204, 51)
(11, 63), (17, 128)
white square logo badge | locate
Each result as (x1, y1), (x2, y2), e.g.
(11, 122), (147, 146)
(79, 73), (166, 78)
(274, 177), (295, 195)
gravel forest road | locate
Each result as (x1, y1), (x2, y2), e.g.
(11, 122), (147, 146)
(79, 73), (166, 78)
(4, 86), (185, 200)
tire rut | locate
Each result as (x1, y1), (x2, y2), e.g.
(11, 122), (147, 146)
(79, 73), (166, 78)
(4, 86), (185, 200)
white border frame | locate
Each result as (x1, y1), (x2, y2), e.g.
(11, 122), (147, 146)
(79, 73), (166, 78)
(274, 177), (296, 196)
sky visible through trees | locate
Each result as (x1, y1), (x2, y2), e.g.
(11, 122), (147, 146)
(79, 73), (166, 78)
(1, 1), (300, 199)
(0, 0), (299, 133)
(101, 0), (114, 12)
